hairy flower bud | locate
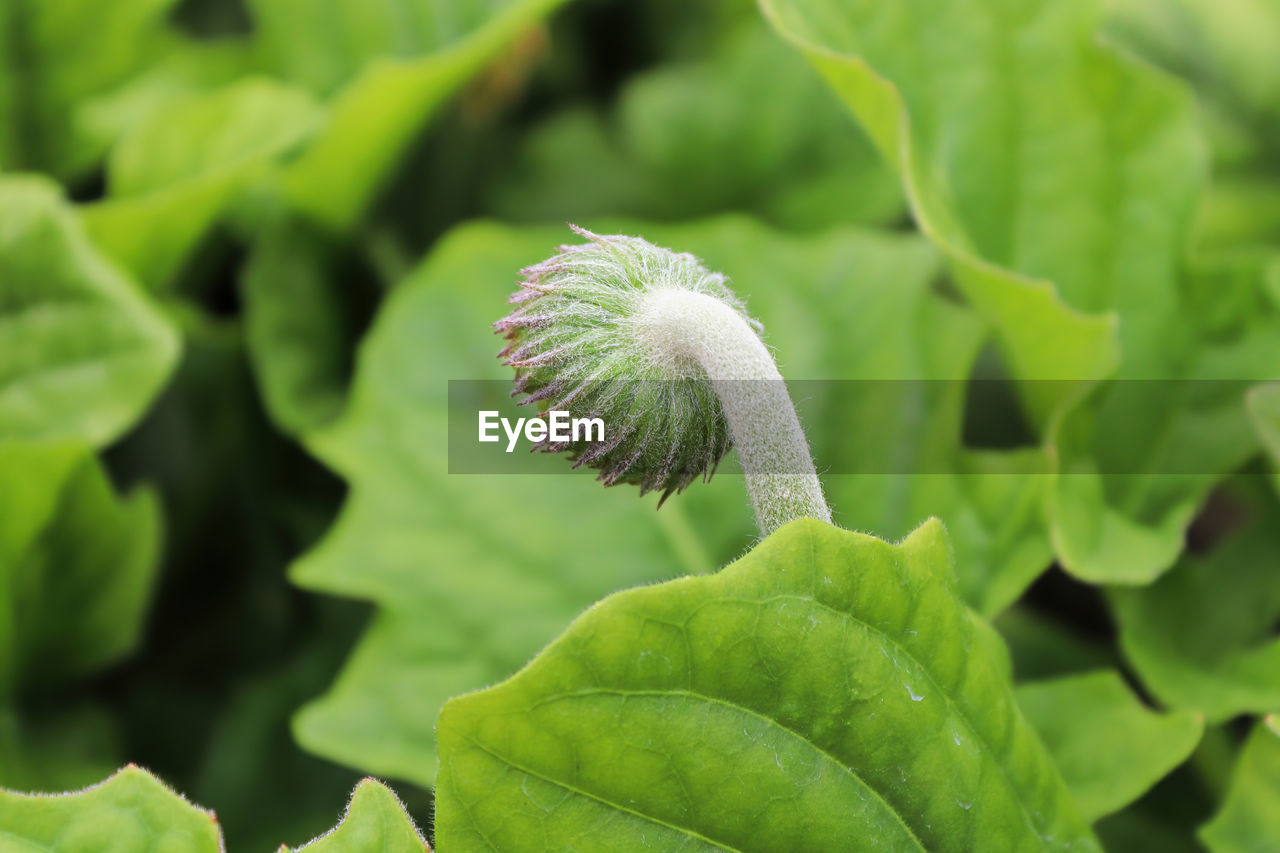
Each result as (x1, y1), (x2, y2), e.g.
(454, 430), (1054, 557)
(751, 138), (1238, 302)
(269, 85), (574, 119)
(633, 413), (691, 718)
(497, 225), (832, 534)
(496, 225), (758, 501)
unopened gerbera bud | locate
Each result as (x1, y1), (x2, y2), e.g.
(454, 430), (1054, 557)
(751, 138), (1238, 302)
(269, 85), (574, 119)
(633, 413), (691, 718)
(496, 225), (831, 534)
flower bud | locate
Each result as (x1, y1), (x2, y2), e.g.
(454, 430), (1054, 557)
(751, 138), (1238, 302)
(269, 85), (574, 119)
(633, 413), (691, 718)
(496, 225), (761, 502)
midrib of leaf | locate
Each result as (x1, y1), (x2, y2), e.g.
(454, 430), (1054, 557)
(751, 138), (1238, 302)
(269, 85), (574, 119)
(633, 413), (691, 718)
(519, 688), (929, 851)
(461, 730), (752, 853)
(746, 588), (1048, 844)
(459, 590), (1055, 850)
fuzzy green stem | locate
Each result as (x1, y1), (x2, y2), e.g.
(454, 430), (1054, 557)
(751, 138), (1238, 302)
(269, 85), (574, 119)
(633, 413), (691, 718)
(632, 288), (831, 535)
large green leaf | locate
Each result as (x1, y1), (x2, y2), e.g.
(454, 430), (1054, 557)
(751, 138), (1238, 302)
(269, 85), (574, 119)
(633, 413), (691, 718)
(81, 78), (323, 291)
(436, 518), (1099, 851)
(291, 217), (1050, 783)
(0, 177), (179, 446)
(0, 440), (161, 698)
(760, 0), (1280, 585)
(1200, 717), (1280, 853)
(1112, 506), (1280, 722)
(1016, 670), (1203, 821)
(758, 0), (1140, 397)
(0, 0), (180, 177)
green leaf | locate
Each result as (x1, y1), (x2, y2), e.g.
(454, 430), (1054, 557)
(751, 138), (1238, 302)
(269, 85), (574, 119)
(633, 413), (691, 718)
(0, 767), (426, 852)
(0, 0), (181, 177)
(1200, 717), (1280, 853)
(0, 176), (179, 446)
(1112, 509), (1280, 722)
(758, 0), (1137, 400)
(73, 40), (259, 165)
(435, 518), (1099, 851)
(1016, 670), (1204, 821)
(1046, 323), (1280, 585)
(1104, 0), (1280, 136)
(292, 217), (1050, 783)
(0, 440), (162, 697)
(275, 0), (571, 231)
(248, 0), (523, 95)
(759, 0), (1280, 585)
(0, 765), (223, 851)
(1103, 0), (1280, 275)
(241, 218), (356, 435)
(490, 22), (904, 231)
(284, 778), (429, 852)
(81, 77), (323, 290)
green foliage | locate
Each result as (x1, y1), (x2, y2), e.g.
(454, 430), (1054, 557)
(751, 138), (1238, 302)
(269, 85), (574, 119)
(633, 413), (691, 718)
(437, 518), (1100, 851)
(1105, 0), (1280, 255)
(0, 177), (179, 446)
(284, 778), (428, 852)
(1200, 717), (1280, 853)
(241, 219), (353, 434)
(1015, 670), (1203, 821)
(274, 0), (571, 231)
(489, 21), (903, 231)
(286, 220), (747, 784)
(0, 0), (182, 177)
(759, 0), (1280, 587)
(759, 0), (1128, 395)
(0, 765), (222, 852)
(1112, 505), (1280, 722)
(290, 216), (1058, 783)
(1, 0), (1277, 846)
(0, 441), (160, 698)
(82, 77), (323, 290)
(0, 768), (425, 852)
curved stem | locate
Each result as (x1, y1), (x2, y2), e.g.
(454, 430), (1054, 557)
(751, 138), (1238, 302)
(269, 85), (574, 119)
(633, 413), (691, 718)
(632, 288), (831, 535)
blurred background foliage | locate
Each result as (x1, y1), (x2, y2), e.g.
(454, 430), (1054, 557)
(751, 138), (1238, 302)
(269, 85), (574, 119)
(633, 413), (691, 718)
(0, 0), (1278, 848)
